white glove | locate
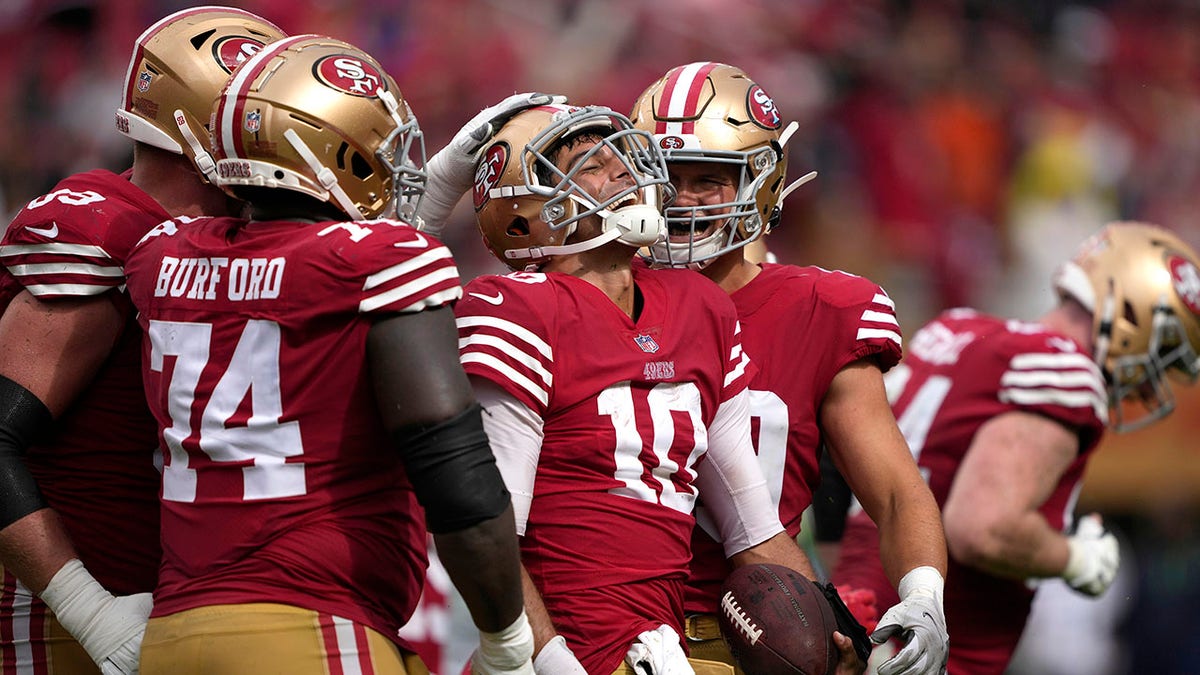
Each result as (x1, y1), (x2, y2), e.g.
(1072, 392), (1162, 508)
(625, 624), (695, 675)
(39, 559), (152, 675)
(1062, 513), (1120, 597)
(532, 635), (588, 675)
(472, 611), (535, 675)
(871, 566), (949, 675)
(416, 92), (567, 236)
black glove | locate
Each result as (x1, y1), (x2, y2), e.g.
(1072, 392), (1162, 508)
(818, 581), (872, 665)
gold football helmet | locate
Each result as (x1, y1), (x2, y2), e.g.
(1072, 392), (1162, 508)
(117, 6), (286, 183)
(210, 35), (425, 221)
(630, 62), (809, 267)
(472, 104), (670, 270)
(1054, 221), (1200, 431)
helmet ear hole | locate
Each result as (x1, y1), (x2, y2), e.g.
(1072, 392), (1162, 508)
(506, 217), (530, 237)
(191, 29), (216, 50)
(1124, 300), (1138, 326)
(350, 152), (373, 180)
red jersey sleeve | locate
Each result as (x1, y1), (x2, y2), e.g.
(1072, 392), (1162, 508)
(348, 224), (462, 316)
(812, 268), (903, 374)
(456, 272), (555, 415)
(1, 170), (169, 298)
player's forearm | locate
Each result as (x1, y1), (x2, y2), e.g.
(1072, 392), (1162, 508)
(519, 565), (560, 655)
(877, 487), (948, 587)
(729, 531), (819, 580)
(433, 506), (525, 633)
(946, 509), (1070, 581)
(0, 509), (77, 593)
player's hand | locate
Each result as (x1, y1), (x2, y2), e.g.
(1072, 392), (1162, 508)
(870, 567), (948, 675)
(532, 635), (588, 675)
(833, 631), (867, 675)
(416, 92), (567, 236)
(472, 611), (535, 674)
(625, 624), (693, 675)
(38, 560), (152, 674)
(1062, 513), (1120, 597)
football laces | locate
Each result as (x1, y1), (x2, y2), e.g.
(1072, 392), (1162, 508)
(721, 591), (763, 645)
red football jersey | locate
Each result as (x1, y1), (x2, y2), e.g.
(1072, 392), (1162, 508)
(833, 309), (1107, 675)
(685, 263), (902, 613)
(0, 169), (164, 594)
(122, 216), (462, 645)
(456, 265), (752, 674)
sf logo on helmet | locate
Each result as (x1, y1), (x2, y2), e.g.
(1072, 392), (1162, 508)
(747, 85), (781, 130)
(474, 144), (508, 209)
(1169, 255), (1200, 315)
(316, 55), (384, 97)
(659, 136), (685, 150)
(213, 36), (268, 73)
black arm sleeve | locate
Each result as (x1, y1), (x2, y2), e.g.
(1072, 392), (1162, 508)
(392, 403), (511, 534)
(0, 376), (52, 530)
(811, 447), (853, 543)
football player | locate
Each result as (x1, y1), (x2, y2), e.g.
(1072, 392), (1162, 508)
(832, 222), (1200, 674)
(0, 7), (285, 674)
(115, 35), (533, 675)
(456, 102), (836, 675)
(629, 62), (950, 675)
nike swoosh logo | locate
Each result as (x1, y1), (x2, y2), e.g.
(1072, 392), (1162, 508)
(468, 291), (504, 305)
(393, 232), (428, 248)
(26, 222), (59, 238)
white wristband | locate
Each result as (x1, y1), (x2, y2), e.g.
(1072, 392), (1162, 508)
(477, 611), (535, 669)
(533, 635), (588, 675)
(897, 565), (945, 600)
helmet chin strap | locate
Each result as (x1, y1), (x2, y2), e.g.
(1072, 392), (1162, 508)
(174, 109), (217, 184)
(284, 128), (365, 221)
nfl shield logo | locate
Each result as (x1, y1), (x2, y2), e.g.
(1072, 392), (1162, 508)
(634, 334), (660, 353)
(136, 71), (152, 92)
(245, 110), (261, 133)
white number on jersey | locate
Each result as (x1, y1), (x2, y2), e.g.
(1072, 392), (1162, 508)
(599, 381), (707, 514)
(149, 319), (306, 502)
(26, 188), (105, 208)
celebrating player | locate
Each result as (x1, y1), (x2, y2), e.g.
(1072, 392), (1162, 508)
(0, 7), (285, 673)
(116, 35), (533, 675)
(630, 62), (950, 675)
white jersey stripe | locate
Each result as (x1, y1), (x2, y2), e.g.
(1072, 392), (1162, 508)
(460, 333), (553, 387)
(1001, 369), (1106, 396)
(362, 247), (454, 289)
(10, 580), (35, 673)
(456, 315), (553, 360)
(857, 327), (902, 346)
(25, 283), (114, 296)
(398, 286), (462, 313)
(724, 351), (751, 388)
(358, 266), (460, 313)
(330, 615), (364, 675)
(460, 353), (549, 406)
(861, 309), (899, 325)
(999, 387), (1107, 419)
(1009, 351), (1100, 373)
(0, 242), (113, 259)
(6, 262), (126, 278)
(872, 293), (895, 309)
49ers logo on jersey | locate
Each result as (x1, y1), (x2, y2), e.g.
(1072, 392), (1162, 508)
(474, 144), (509, 210)
(1169, 255), (1200, 315)
(213, 36), (268, 74)
(746, 85), (781, 130)
(315, 55), (384, 97)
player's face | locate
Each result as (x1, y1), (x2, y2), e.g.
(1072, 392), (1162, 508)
(552, 137), (636, 204)
(666, 161), (738, 238)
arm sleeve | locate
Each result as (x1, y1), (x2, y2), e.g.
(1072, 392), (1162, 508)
(694, 389), (786, 557)
(473, 378), (543, 535)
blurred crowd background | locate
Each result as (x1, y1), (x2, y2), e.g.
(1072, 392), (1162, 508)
(2, 0), (1198, 672)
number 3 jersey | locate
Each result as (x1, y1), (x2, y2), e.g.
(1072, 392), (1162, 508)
(685, 263), (903, 613)
(834, 309), (1107, 674)
(0, 169), (164, 594)
(455, 264), (753, 673)
(121, 215), (461, 644)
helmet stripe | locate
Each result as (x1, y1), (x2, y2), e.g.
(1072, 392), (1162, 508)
(217, 35), (312, 161)
(122, 6), (283, 111)
(656, 61), (718, 135)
